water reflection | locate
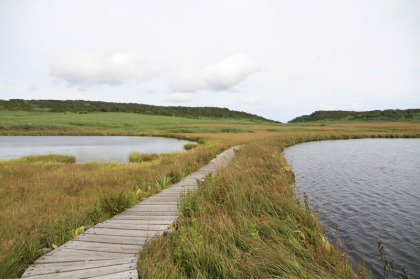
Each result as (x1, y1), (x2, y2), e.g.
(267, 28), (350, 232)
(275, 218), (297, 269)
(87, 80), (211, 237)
(284, 139), (420, 278)
(0, 136), (194, 163)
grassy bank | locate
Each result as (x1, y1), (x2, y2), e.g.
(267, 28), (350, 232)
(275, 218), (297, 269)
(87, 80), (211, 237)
(0, 142), (229, 278)
(137, 136), (369, 278)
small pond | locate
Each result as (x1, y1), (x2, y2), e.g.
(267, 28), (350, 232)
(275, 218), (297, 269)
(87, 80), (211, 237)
(284, 138), (420, 278)
(0, 136), (194, 163)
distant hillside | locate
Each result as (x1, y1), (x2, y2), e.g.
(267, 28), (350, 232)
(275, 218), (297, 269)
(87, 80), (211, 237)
(0, 99), (278, 123)
(289, 109), (420, 123)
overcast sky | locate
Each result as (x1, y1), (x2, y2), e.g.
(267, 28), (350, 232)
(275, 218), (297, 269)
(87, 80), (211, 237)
(0, 0), (419, 122)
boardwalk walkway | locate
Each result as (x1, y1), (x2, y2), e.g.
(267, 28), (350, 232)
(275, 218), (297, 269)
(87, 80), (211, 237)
(21, 146), (239, 279)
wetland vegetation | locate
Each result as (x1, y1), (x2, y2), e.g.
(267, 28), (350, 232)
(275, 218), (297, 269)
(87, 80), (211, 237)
(0, 106), (419, 278)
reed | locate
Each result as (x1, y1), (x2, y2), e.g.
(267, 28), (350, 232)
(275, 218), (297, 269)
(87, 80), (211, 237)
(378, 242), (412, 279)
(138, 137), (368, 278)
(183, 143), (198, 150)
(129, 152), (159, 163)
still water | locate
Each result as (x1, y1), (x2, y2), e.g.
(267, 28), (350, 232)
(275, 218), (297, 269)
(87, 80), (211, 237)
(0, 136), (194, 163)
(284, 139), (420, 278)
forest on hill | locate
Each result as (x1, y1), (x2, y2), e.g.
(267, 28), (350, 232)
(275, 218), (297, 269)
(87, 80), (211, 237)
(0, 99), (278, 123)
(289, 109), (420, 123)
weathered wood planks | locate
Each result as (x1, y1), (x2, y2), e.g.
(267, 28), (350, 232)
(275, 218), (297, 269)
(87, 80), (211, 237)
(21, 146), (239, 278)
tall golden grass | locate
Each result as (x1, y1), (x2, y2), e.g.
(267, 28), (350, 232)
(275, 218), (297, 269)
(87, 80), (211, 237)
(0, 121), (419, 278)
(138, 137), (369, 278)
(0, 142), (227, 278)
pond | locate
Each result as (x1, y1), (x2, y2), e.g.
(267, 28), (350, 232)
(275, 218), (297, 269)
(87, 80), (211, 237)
(0, 136), (194, 163)
(283, 139), (420, 278)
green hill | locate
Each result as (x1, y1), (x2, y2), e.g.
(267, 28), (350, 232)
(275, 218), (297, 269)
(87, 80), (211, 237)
(0, 99), (278, 123)
(289, 109), (420, 123)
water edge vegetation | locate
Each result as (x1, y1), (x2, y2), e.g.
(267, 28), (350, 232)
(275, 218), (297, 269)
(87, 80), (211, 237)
(0, 110), (419, 278)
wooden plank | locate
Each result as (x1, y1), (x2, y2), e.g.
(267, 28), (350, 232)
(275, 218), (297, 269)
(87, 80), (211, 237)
(152, 192), (186, 195)
(130, 203), (179, 207)
(176, 180), (199, 184)
(135, 201), (180, 206)
(125, 208), (178, 213)
(83, 227), (163, 238)
(102, 219), (173, 226)
(184, 175), (206, 180)
(98, 222), (171, 230)
(164, 185), (198, 190)
(162, 187), (198, 192)
(23, 258), (134, 277)
(35, 249), (135, 263)
(21, 263), (135, 279)
(115, 212), (177, 218)
(110, 214), (176, 220)
(138, 201), (180, 206)
(74, 234), (148, 245)
(90, 270), (138, 279)
(137, 200), (179, 204)
(62, 241), (143, 254)
(150, 193), (189, 198)
(108, 216), (175, 223)
(128, 205), (178, 210)
(182, 178), (205, 183)
(150, 193), (185, 197)
(119, 210), (178, 216)
(94, 222), (168, 231)
(115, 211), (178, 218)
(142, 196), (182, 201)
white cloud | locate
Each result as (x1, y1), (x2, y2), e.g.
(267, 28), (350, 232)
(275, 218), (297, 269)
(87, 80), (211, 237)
(315, 102), (364, 111)
(50, 50), (158, 87)
(241, 95), (261, 105)
(165, 93), (191, 103)
(172, 54), (260, 92)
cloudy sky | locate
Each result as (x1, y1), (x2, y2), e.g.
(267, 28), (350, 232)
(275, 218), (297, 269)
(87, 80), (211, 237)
(0, 0), (419, 122)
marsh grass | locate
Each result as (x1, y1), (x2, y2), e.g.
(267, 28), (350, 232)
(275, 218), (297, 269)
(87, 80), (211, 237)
(0, 112), (419, 278)
(138, 137), (368, 278)
(129, 152), (159, 163)
(378, 242), (412, 279)
(4, 154), (76, 164)
(0, 143), (227, 278)
(165, 126), (255, 133)
(98, 190), (138, 216)
(183, 143), (198, 150)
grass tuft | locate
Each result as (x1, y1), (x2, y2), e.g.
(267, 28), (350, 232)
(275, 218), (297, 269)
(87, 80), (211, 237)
(129, 152), (159, 163)
(7, 154), (76, 164)
(184, 143), (198, 150)
(98, 190), (138, 216)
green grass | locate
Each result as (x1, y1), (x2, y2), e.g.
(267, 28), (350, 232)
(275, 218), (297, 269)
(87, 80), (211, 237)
(164, 126), (255, 133)
(0, 111), (271, 133)
(129, 152), (159, 163)
(3, 154), (76, 164)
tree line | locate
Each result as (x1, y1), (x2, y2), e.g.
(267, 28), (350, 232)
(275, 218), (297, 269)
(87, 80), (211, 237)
(289, 109), (419, 123)
(0, 99), (278, 123)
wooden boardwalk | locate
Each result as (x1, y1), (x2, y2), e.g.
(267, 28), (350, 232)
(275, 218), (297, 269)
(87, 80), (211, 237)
(21, 146), (239, 279)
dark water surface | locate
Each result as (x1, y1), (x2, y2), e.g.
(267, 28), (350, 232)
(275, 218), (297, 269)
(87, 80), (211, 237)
(0, 136), (193, 163)
(284, 139), (420, 278)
